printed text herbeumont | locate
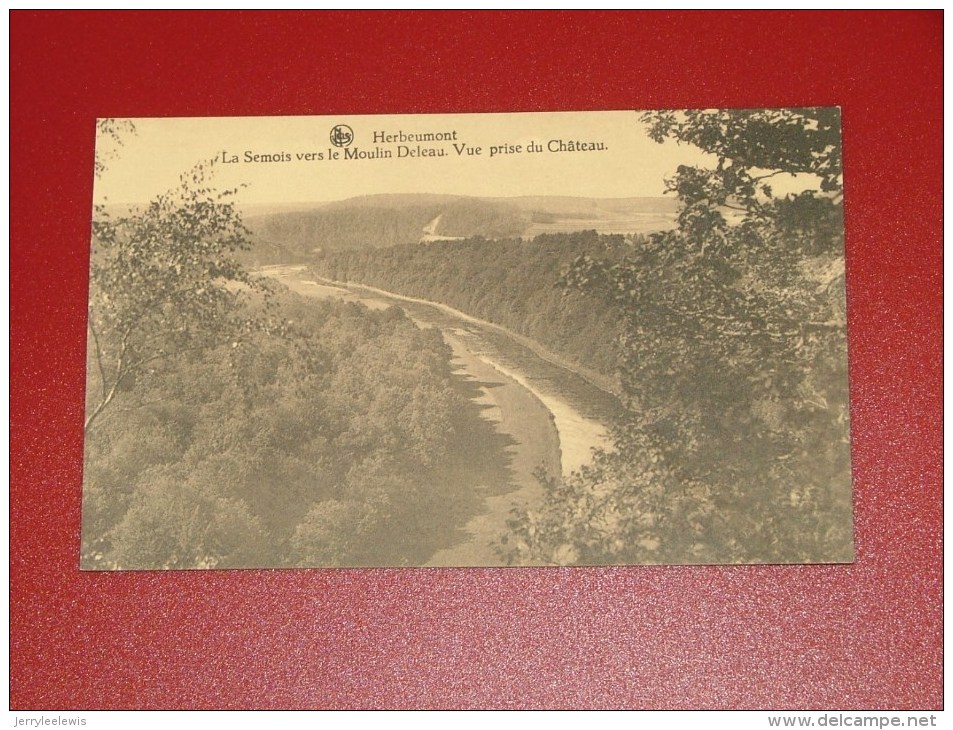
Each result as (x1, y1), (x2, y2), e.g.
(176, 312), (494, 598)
(372, 129), (459, 143)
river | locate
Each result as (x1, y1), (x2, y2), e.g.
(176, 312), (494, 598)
(260, 265), (621, 565)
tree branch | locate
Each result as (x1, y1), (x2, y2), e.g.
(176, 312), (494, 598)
(749, 171), (786, 183)
(87, 316), (109, 402)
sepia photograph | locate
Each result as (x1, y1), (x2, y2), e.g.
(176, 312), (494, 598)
(81, 109), (853, 569)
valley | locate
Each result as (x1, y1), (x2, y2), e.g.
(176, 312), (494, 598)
(262, 264), (619, 565)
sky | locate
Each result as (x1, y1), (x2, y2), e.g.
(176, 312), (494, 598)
(93, 111), (719, 207)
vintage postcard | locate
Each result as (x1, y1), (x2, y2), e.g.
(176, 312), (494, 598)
(82, 110), (853, 569)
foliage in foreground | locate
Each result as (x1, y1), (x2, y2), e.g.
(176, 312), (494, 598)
(82, 290), (475, 569)
(86, 164), (272, 434)
(502, 109), (853, 564)
(82, 161), (484, 568)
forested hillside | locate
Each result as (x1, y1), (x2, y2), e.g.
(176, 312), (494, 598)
(310, 231), (632, 387)
(82, 286), (494, 568)
(243, 196), (527, 263)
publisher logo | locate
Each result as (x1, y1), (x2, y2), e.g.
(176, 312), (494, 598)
(330, 124), (354, 148)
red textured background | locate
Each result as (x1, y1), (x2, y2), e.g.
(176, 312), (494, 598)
(10, 11), (943, 710)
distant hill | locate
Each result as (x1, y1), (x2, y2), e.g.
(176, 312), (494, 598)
(500, 195), (678, 239)
(499, 195), (678, 217)
(241, 193), (678, 265)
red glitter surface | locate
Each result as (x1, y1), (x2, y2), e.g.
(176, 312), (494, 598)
(10, 11), (942, 709)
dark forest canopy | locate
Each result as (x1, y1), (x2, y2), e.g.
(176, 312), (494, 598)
(83, 286), (492, 568)
(309, 231), (633, 389)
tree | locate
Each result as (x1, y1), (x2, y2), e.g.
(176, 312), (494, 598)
(106, 467), (269, 569)
(639, 108), (843, 255)
(504, 108), (852, 565)
(85, 163), (272, 433)
(644, 108), (842, 192)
